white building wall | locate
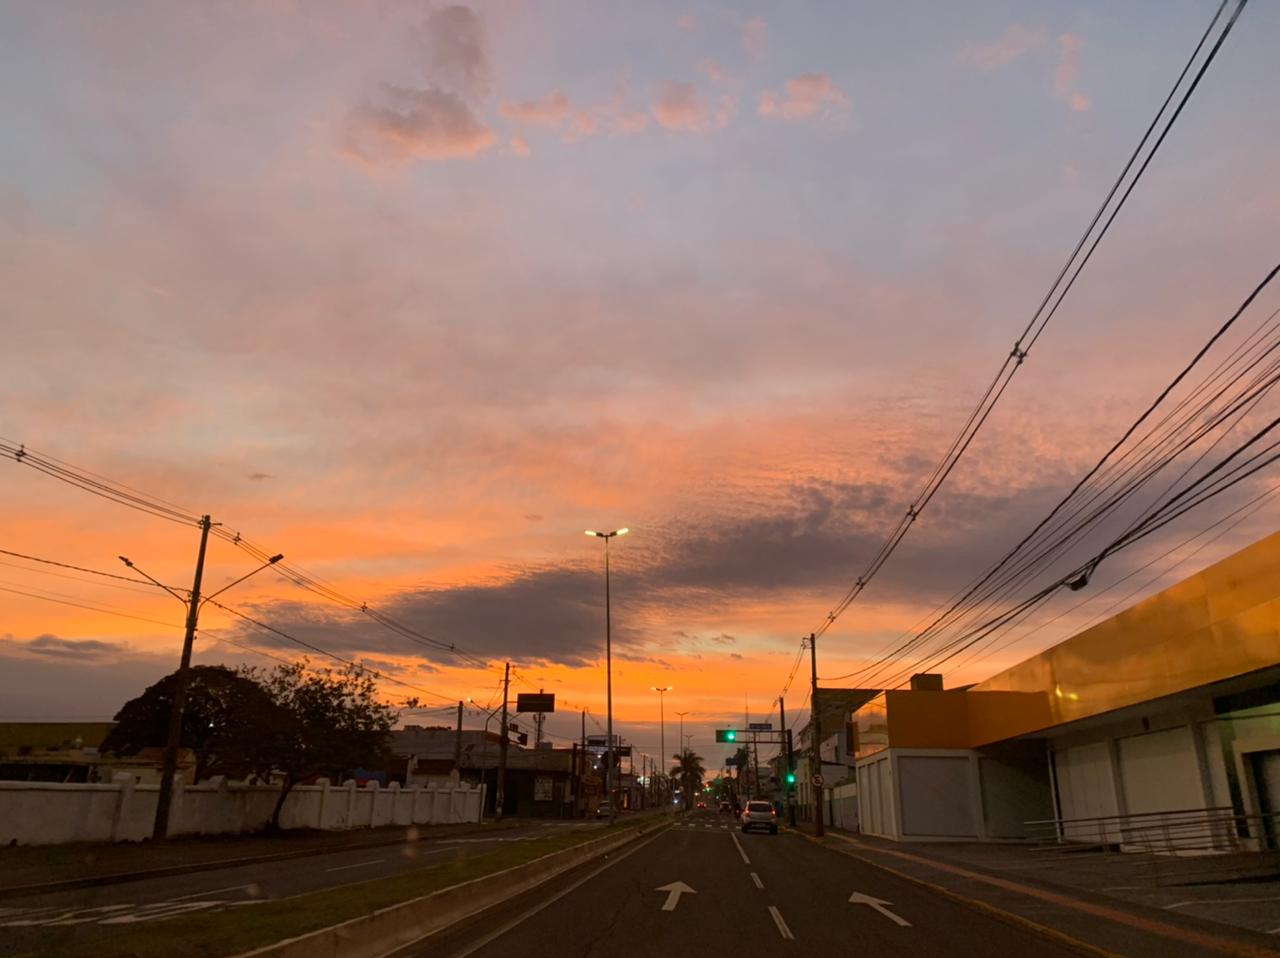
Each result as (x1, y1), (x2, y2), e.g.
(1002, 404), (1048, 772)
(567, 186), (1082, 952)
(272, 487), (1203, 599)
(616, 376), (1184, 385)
(0, 775), (487, 845)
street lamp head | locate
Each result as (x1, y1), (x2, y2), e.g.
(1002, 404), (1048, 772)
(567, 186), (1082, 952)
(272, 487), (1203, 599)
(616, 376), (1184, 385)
(616, 527), (629, 536)
(585, 530), (599, 537)
(651, 685), (673, 693)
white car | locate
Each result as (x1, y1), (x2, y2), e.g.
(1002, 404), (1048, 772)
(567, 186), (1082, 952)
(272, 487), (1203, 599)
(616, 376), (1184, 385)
(740, 800), (778, 835)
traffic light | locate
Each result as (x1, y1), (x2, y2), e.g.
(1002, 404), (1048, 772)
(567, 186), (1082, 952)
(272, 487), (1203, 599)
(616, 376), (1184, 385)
(715, 729), (738, 743)
(785, 771), (797, 786)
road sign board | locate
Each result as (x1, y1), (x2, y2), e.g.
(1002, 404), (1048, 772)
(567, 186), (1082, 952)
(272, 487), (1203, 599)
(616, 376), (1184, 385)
(811, 774), (825, 786)
(517, 692), (555, 713)
(748, 722), (773, 730)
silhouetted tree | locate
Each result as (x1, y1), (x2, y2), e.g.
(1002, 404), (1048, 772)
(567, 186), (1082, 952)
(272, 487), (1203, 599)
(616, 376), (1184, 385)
(246, 661), (402, 830)
(671, 748), (706, 811)
(101, 665), (284, 783)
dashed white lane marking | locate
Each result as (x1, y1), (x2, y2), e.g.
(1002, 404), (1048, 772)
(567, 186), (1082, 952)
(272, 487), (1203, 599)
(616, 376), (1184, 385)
(168, 883), (257, 902)
(751, 872), (764, 890)
(768, 905), (795, 940)
(730, 831), (751, 866)
(1165, 896), (1280, 909)
(324, 859), (384, 872)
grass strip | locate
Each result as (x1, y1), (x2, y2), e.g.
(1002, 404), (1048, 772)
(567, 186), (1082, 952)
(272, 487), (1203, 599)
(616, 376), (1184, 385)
(23, 821), (653, 958)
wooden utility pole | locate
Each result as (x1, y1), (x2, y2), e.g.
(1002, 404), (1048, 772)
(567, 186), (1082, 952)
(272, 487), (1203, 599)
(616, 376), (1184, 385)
(153, 515), (212, 840)
(496, 662), (510, 820)
(454, 699), (464, 772)
(809, 632), (824, 836)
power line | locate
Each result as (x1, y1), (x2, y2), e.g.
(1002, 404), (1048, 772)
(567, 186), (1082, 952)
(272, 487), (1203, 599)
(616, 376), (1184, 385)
(0, 584), (183, 629)
(802, 0), (1249, 648)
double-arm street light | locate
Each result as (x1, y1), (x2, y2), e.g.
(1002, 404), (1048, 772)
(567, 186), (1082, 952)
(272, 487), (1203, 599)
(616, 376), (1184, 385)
(651, 685), (672, 801)
(585, 527), (627, 824)
(120, 522), (283, 840)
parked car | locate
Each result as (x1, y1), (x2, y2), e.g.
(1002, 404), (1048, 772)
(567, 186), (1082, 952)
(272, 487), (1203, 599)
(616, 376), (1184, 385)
(695, 801), (707, 809)
(718, 801), (732, 815)
(740, 800), (778, 834)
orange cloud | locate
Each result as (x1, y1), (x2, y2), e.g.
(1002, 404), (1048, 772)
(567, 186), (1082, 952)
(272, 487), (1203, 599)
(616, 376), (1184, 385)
(1055, 33), (1082, 95)
(500, 89), (572, 127)
(652, 81), (732, 133)
(344, 86), (495, 164)
(958, 24), (1046, 71)
(758, 74), (850, 124)
(742, 16), (767, 61)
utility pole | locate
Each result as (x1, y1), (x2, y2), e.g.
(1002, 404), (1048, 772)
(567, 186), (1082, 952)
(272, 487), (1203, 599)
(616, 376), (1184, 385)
(580, 709), (587, 818)
(752, 732), (761, 801)
(496, 662), (510, 821)
(809, 632), (824, 836)
(152, 515), (212, 840)
(454, 700), (464, 772)
(780, 696), (796, 827)
(535, 688), (545, 748)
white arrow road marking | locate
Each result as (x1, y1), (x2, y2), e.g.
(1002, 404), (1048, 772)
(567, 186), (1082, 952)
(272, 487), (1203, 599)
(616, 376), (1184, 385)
(849, 892), (911, 927)
(656, 881), (697, 911)
(768, 905), (795, 940)
(730, 831), (751, 865)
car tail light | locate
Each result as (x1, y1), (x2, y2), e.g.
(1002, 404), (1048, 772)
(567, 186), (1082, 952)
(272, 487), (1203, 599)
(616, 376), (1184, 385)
(771, 809), (777, 816)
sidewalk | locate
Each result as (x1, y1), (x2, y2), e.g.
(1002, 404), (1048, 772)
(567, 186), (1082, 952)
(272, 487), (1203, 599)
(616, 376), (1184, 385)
(0, 818), (543, 895)
(793, 824), (1280, 957)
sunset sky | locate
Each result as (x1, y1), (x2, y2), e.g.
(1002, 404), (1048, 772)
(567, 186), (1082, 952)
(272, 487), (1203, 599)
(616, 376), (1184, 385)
(3, 1), (1278, 771)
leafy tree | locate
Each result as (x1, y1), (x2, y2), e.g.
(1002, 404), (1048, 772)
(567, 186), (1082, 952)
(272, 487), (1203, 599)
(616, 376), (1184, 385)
(101, 665), (284, 783)
(670, 748), (705, 811)
(246, 660), (402, 830)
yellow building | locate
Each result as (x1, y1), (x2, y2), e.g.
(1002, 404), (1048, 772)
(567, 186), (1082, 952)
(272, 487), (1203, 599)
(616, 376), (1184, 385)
(852, 529), (1280, 848)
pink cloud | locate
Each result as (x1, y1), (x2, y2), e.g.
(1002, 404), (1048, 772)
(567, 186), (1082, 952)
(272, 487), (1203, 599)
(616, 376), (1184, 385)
(958, 25), (1046, 71)
(611, 110), (650, 135)
(742, 16), (767, 61)
(343, 85), (495, 164)
(758, 74), (850, 123)
(1055, 33), (1082, 95)
(676, 13), (697, 32)
(699, 59), (732, 85)
(500, 89), (571, 127)
(563, 111), (598, 143)
(1070, 92), (1092, 113)
(652, 81), (733, 133)
(510, 134), (530, 156)
(419, 4), (490, 99)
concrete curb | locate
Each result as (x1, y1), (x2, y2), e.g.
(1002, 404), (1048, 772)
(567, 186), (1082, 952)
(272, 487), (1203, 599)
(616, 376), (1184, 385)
(0, 820), (531, 899)
(232, 818), (671, 958)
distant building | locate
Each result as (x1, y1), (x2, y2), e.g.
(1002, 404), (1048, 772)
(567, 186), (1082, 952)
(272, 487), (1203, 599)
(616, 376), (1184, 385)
(0, 722), (183, 784)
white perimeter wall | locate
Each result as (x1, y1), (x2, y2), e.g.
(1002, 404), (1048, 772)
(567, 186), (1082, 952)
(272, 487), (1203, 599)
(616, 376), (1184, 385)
(0, 775), (486, 845)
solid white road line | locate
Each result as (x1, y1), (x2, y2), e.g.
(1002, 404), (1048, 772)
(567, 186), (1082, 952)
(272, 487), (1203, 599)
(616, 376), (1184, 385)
(447, 829), (668, 958)
(324, 859), (384, 872)
(750, 872), (764, 890)
(730, 831), (751, 865)
(168, 884), (257, 902)
(768, 905), (795, 940)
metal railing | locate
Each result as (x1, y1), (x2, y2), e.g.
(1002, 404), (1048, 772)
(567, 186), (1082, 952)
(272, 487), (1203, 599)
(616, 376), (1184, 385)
(1023, 806), (1280, 885)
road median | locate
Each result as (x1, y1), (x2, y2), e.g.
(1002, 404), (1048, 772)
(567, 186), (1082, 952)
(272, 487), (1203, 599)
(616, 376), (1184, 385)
(22, 814), (669, 958)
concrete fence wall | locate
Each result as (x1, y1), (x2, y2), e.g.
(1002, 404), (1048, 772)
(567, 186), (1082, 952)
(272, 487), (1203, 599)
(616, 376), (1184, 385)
(0, 774), (486, 845)
(828, 781), (859, 832)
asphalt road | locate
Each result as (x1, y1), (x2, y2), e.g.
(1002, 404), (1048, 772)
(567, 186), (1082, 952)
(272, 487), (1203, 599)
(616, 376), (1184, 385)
(420, 809), (1087, 958)
(0, 818), (601, 955)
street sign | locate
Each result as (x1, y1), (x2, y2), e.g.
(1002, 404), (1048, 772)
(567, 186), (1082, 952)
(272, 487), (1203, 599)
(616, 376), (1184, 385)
(811, 774), (825, 786)
(517, 692), (555, 713)
(748, 722), (773, 731)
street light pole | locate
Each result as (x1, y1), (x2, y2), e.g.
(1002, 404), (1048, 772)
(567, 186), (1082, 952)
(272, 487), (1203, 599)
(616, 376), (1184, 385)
(651, 685), (671, 802)
(119, 519), (283, 840)
(586, 527), (628, 825)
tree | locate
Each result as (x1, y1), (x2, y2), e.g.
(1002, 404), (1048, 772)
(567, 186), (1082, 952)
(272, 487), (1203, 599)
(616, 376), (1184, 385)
(247, 661), (401, 830)
(670, 748), (705, 811)
(101, 665), (284, 784)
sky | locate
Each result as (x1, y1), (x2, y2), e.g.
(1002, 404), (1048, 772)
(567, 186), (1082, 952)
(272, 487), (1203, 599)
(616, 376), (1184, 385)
(2, 1), (1279, 771)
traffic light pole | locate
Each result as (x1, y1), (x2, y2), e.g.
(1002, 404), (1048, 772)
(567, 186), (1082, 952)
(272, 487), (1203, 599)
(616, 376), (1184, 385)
(780, 695), (796, 827)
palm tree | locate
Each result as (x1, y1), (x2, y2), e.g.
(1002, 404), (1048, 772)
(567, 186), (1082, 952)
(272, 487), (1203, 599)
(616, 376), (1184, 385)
(732, 744), (751, 798)
(671, 748), (706, 811)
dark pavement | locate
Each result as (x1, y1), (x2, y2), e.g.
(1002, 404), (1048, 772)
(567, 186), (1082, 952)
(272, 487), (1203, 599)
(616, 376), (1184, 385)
(0, 819), (600, 956)
(419, 809), (1091, 958)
